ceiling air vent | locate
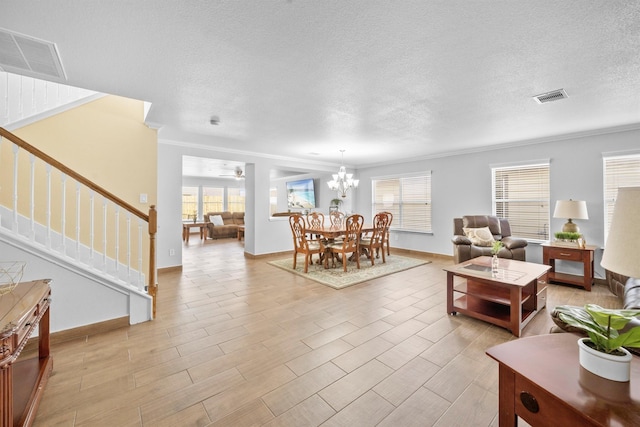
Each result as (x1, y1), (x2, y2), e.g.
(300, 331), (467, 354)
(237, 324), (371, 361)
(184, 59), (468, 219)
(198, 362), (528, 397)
(533, 88), (568, 104)
(0, 27), (67, 80)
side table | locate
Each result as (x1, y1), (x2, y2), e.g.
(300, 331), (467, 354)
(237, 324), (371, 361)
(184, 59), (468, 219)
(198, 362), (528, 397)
(542, 243), (595, 291)
(1, 279), (53, 427)
(486, 333), (640, 427)
(182, 222), (207, 242)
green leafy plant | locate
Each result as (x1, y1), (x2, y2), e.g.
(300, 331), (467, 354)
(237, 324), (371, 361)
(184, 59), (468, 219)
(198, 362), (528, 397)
(491, 240), (504, 255)
(330, 198), (343, 207)
(555, 304), (640, 354)
(554, 231), (582, 241)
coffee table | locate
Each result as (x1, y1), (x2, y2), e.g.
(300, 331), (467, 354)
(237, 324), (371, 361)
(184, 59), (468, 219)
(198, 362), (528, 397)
(444, 256), (550, 337)
(182, 222), (207, 242)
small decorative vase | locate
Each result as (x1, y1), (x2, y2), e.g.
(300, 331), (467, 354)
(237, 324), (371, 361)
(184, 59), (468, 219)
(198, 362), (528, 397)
(491, 255), (499, 275)
(578, 337), (632, 382)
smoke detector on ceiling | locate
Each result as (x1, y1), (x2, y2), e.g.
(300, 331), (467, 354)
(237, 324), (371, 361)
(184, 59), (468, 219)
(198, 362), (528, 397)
(533, 88), (568, 104)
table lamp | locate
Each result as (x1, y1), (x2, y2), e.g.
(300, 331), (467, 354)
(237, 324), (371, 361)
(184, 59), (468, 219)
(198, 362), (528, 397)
(601, 187), (640, 281)
(553, 199), (589, 233)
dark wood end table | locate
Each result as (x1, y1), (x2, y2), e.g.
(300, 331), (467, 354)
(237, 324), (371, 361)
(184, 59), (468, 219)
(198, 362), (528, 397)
(486, 333), (640, 427)
(542, 243), (596, 291)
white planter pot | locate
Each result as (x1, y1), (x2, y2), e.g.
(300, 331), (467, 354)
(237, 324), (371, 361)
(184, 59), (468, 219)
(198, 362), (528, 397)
(578, 337), (632, 382)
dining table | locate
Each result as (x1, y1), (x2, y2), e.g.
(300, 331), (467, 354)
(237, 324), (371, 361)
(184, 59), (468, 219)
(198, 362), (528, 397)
(304, 224), (374, 268)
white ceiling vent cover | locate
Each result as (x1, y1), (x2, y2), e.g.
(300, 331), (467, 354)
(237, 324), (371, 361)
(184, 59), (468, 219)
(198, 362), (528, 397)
(533, 88), (568, 104)
(0, 27), (67, 80)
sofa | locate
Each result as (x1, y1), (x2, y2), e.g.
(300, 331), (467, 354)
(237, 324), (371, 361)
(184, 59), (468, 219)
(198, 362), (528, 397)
(452, 215), (528, 264)
(204, 211), (244, 239)
(551, 274), (640, 355)
(605, 270), (640, 310)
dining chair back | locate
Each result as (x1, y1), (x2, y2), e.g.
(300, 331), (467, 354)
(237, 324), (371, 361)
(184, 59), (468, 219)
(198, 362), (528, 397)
(289, 214), (324, 273)
(329, 210), (345, 227)
(326, 214), (363, 272)
(306, 212), (325, 230)
(360, 212), (390, 265)
(380, 211), (393, 257)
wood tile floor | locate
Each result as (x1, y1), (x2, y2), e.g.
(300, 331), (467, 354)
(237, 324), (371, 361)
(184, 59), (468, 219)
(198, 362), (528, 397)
(31, 237), (619, 426)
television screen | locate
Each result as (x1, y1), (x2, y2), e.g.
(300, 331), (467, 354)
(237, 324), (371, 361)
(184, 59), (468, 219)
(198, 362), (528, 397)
(287, 178), (316, 209)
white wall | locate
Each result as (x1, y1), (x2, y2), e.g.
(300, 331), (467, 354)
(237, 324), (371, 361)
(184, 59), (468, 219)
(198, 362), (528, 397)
(0, 239), (130, 332)
(354, 126), (640, 280)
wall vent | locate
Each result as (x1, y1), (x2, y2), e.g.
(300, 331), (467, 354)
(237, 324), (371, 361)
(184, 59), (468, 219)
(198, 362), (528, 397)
(533, 88), (568, 104)
(0, 27), (67, 80)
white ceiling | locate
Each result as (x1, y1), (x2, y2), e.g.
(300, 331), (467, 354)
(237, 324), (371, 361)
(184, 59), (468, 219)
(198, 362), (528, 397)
(1, 1), (639, 168)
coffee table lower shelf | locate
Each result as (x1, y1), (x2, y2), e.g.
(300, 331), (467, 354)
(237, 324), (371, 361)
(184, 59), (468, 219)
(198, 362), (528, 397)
(451, 294), (536, 332)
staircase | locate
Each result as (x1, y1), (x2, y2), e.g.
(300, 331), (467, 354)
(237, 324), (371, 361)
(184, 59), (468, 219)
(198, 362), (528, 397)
(0, 75), (157, 332)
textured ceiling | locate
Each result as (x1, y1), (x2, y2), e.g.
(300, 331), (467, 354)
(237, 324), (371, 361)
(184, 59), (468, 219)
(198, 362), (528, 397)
(1, 1), (639, 167)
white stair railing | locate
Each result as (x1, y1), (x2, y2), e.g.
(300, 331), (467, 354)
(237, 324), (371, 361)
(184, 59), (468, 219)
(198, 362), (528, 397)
(0, 127), (158, 316)
(1, 71), (98, 127)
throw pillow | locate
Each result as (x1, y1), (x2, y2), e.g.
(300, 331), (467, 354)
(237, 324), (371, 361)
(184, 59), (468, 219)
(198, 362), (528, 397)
(211, 215), (224, 226)
(463, 226), (495, 247)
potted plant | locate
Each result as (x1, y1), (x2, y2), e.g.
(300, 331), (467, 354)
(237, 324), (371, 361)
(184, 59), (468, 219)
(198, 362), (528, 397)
(553, 231), (584, 247)
(329, 198), (343, 212)
(490, 241), (503, 274)
(555, 304), (640, 381)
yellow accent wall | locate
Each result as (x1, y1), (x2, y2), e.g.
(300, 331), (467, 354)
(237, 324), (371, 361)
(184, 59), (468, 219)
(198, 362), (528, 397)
(14, 95), (157, 209)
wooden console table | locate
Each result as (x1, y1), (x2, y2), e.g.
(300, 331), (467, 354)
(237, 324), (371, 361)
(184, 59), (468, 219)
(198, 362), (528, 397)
(542, 243), (595, 291)
(0, 279), (53, 427)
(487, 333), (640, 426)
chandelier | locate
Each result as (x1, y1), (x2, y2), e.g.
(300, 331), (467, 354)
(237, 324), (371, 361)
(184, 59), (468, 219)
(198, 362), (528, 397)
(327, 150), (359, 198)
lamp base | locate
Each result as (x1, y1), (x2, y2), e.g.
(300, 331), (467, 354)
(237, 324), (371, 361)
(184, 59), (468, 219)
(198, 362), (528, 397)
(562, 219), (580, 233)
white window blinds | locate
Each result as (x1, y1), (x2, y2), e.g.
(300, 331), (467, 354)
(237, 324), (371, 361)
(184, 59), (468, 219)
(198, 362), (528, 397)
(492, 163), (550, 241)
(603, 153), (640, 240)
(372, 173), (431, 232)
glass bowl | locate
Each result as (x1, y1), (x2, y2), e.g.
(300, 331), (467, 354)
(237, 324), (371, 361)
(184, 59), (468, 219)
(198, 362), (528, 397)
(0, 261), (26, 295)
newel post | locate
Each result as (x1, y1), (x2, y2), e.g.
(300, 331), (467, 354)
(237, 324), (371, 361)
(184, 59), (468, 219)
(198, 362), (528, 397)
(148, 205), (158, 319)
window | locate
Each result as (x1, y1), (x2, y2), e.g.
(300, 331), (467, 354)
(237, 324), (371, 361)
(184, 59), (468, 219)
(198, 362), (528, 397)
(603, 153), (640, 240)
(181, 186), (198, 221)
(227, 188), (246, 212)
(270, 187), (278, 216)
(372, 172), (431, 233)
(492, 162), (550, 241)
(203, 186), (224, 213)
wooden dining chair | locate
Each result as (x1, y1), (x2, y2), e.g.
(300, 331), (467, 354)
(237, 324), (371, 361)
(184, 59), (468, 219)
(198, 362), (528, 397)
(361, 212), (390, 265)
(378, 211), (393, 258)
(289, 214), (324, 273)
(306, 211), (326, 262)
(329, 210), (345, 227)
(325, 214), (363, 272)
(306, 212), (325, 231)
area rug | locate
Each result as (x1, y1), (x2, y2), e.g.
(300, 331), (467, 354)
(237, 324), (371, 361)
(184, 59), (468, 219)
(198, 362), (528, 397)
(268, 255), (430, 289)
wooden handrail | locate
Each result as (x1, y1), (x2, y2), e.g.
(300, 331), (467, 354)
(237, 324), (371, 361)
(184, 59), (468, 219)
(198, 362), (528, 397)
(0, 127), (148, 222)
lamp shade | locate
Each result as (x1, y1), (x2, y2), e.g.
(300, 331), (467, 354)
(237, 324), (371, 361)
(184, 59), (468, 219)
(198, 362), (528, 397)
(601, 187), (640, 278)
(553, 200), (589, 220)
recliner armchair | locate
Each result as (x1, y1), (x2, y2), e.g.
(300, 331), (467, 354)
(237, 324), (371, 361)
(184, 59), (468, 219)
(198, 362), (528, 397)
(452, 215), (528, 264)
